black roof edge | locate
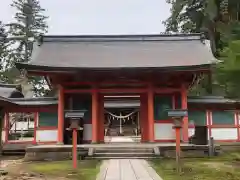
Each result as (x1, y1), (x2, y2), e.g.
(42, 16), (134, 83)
(2, 95), (240, 107)
(0, 96), (17, 104)
(38, 33), (204, 44)
(15, 63), (211, 73)
(0, 83), (20, 88)
(9, 97), (58, 102)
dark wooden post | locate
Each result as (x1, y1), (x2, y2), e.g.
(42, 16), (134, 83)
(140, 94), (148, 142)
(72, 127), (78, 169)
(209, 137), (214, 157)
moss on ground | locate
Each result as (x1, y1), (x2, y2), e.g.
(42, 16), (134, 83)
(27, 160), (101, 180)
(150, 152), (240, 180)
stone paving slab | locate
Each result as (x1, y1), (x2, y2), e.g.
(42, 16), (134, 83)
(96, 159), (163, 180)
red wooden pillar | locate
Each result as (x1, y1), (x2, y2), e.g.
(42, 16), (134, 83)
(57, 85), (64, 144)
(98, 94), (105, 143)
(92, 89), (98, 143)
(181, 85), (188, 142)
(140, 94), (148, 142)
(148, 85), (155, 142)
(4, 112), (9, 143)
(33, 112), (38, 144)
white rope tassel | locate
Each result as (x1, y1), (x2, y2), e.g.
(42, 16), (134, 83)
(105, 110), (137, 120)
(120, 112), (122, 134)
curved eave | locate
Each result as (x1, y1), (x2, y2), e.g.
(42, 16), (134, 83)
(16, 63), (212, 73)
(0, 97), (17, 107)
(8, 97), (58, 107)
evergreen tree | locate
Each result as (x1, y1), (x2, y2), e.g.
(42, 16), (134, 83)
(0, 21), (13, 81)
(165, 0), (240, 97)
(0, 21), (7, 68)
(7, 0), (48, 96)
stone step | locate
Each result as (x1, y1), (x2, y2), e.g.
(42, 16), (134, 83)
(95, 147), (154, 150)
(94, 152), (154, 157)
(86, 156), (159, 159)
(95, 148), (153, 153)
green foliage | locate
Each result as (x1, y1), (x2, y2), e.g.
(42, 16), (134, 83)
(216, 40), (240, 97)
(165, 0), (240, 97)
(0, 21), (7, 63)
(0, 22), (10, 76)
(151, 152), (240, 180)
(28, 160), (100, 180)
(8, 0), (48, 63)
(2, 0), (49, 96)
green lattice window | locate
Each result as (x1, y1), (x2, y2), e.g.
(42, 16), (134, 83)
(154, 95), (173, 120)
(188, 111), (206, 126)
(212, 111), (235, 125)
(38, 112), (58, 127)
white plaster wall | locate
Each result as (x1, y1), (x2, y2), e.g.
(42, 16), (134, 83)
(84, 124), (92, 141)
(2, 130), (5, 142)
(154, 123), (177, 140)
(36, 130), (58, 142)
(211, 128), (238, 140)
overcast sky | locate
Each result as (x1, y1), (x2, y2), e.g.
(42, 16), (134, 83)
(0, 0), (171, 35)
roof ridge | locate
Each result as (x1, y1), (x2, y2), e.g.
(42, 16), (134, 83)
(39, 33), (203, 43)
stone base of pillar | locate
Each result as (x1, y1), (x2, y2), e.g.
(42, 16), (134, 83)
(91, 141), (99, 144)
(57, 142), (64, 145)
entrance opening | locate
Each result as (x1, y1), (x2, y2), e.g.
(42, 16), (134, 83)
(104, 96), (141, 143)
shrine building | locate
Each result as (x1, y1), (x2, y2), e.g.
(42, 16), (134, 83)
(2, 33), (238, 147)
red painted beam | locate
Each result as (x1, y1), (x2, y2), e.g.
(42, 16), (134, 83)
(64, 89), (93, 93)
(154, 88), (181, 93)
(100, 88), (147, 94)
(62, 81), (148, 86)
(64, 88), (148, 94)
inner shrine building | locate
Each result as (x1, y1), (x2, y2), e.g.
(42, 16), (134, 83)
(16, 34), (216, 144)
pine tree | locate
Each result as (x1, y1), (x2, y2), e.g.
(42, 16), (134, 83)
(7, 0), (48, 96)
(0, 21), (11, 81)
(0, 22), (7, 67)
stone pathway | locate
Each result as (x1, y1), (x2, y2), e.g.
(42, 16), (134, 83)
(96, 159), (163, 180)
(97, 136), (163, 180)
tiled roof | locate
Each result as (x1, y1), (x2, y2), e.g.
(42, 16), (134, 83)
(16, 34), (217, 71)
(0, 83), (23, 98)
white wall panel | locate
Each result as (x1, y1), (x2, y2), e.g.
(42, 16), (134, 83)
(211, 128), (238, 140)
(36, 130), (58, 142)
(2, 130), (5, 142)
(154, 123), (176, 140)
